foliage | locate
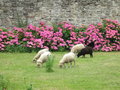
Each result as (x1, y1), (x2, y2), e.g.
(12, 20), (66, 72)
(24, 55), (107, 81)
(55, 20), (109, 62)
(24, 78), (33, 90)
(46, 56), (54, 72)
(0, 19), (120, 52)
(27, 84), (32, 90)
(0, 75), (9, 90)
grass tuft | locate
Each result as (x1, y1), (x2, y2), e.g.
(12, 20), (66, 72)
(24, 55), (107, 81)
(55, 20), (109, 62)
(45, 56), (54, 72)
(0, 74), (9, 90)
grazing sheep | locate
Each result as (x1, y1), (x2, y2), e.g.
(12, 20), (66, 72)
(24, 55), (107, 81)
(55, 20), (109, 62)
(36, 51), (51, 67)
(59, 52), (76, 68)
(77, 46), (93, 58)
(33, 48), (49, 62)
(71, 44), (85, 54)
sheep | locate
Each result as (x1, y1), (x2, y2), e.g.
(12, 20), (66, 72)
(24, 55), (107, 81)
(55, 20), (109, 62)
(71, 44), (85, 55)
(32, 48), (49, 62)
(76, 36), (96, 58)
(77, 46), (93, 58)
(77, 40), (95, 58)
(59, 52), (76, 68)
(36, 51), (51, 67)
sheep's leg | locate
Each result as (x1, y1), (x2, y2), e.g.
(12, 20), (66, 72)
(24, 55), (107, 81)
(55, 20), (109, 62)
(63, 63), (66, 68)
(77, 53), (81, 58)
(70, 62), (72, 68)
(82, 55), (85, 58)
(73, 60), (75, 67)
(90, 53), (93, 57)
(63, 64), (65, 68)
(67, 63), (69, 68)
(66, 63), (69, 68)
(40, 63), (43, 67)
(64, 64), (66, 68)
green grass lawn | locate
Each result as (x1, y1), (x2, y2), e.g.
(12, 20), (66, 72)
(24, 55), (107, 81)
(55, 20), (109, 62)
(0, 52), (120, 90)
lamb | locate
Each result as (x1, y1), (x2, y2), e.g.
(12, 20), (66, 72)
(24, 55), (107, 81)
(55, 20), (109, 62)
(71, 44), (85, 54)
(36, 51), (51, 67)
(77, 46), (93, 58)
(33, 48), (49, 62)
(59, 52), (76, 68)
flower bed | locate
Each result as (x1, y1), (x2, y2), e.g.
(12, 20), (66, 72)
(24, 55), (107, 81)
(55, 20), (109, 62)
(0, 19), (120, 52)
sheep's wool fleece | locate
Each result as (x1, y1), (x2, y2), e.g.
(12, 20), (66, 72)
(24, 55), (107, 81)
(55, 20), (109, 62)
(37, 51), (51, 63)
(60, 52), (75, 63)
(33, 48), (49, 60)
(71, 44), (85, 53)
(37, 48), (49, 55)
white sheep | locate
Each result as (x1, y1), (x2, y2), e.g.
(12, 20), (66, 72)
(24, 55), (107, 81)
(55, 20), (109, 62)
(71, 44), (85, 54)
(59, 52), (76, 68)
(36, 51), (51, 67)
(33, 48), (49, 62)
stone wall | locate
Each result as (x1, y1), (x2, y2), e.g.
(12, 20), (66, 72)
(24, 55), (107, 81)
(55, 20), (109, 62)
(0, 0), (120, 27)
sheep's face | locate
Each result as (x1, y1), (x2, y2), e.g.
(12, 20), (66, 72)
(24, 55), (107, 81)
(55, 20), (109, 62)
(33, 59), (37, 62)
(59, 63), (63, 68)
(37, 62), (42, 67)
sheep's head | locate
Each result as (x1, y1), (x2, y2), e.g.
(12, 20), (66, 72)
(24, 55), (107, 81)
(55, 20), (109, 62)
(59, 62), (64, 68)
(59, 64), (63, 68)
(33, 58), (37, 63)
(37, 61), (42, 67)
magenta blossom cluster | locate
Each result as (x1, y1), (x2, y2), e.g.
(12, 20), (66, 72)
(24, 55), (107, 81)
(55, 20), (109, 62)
(0, 28), (19, 51)
(0, 19), (120, 52)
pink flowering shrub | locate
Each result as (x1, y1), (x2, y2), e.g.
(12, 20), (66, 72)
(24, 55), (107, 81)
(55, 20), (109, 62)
(0, 28), (19, 51)
(0, 19), (120, 52)
(97, 19), (120, 51)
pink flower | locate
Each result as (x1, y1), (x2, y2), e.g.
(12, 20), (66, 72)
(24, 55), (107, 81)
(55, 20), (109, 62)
(51, 46), (58, 50)
(0, 38), (2, 41)
(66, 40), (72, 44)
(40, 21), (45, 26)
(59, 43), (66, 46)
(23, 38), (27, 41)
(28, 24), (36, 30)
(28, 42), (33, 45)
(0, 29), (3, 31)
(13, 27), (23, 32)
(69, 44), (74, 47)
(1, 32), (7, 34)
